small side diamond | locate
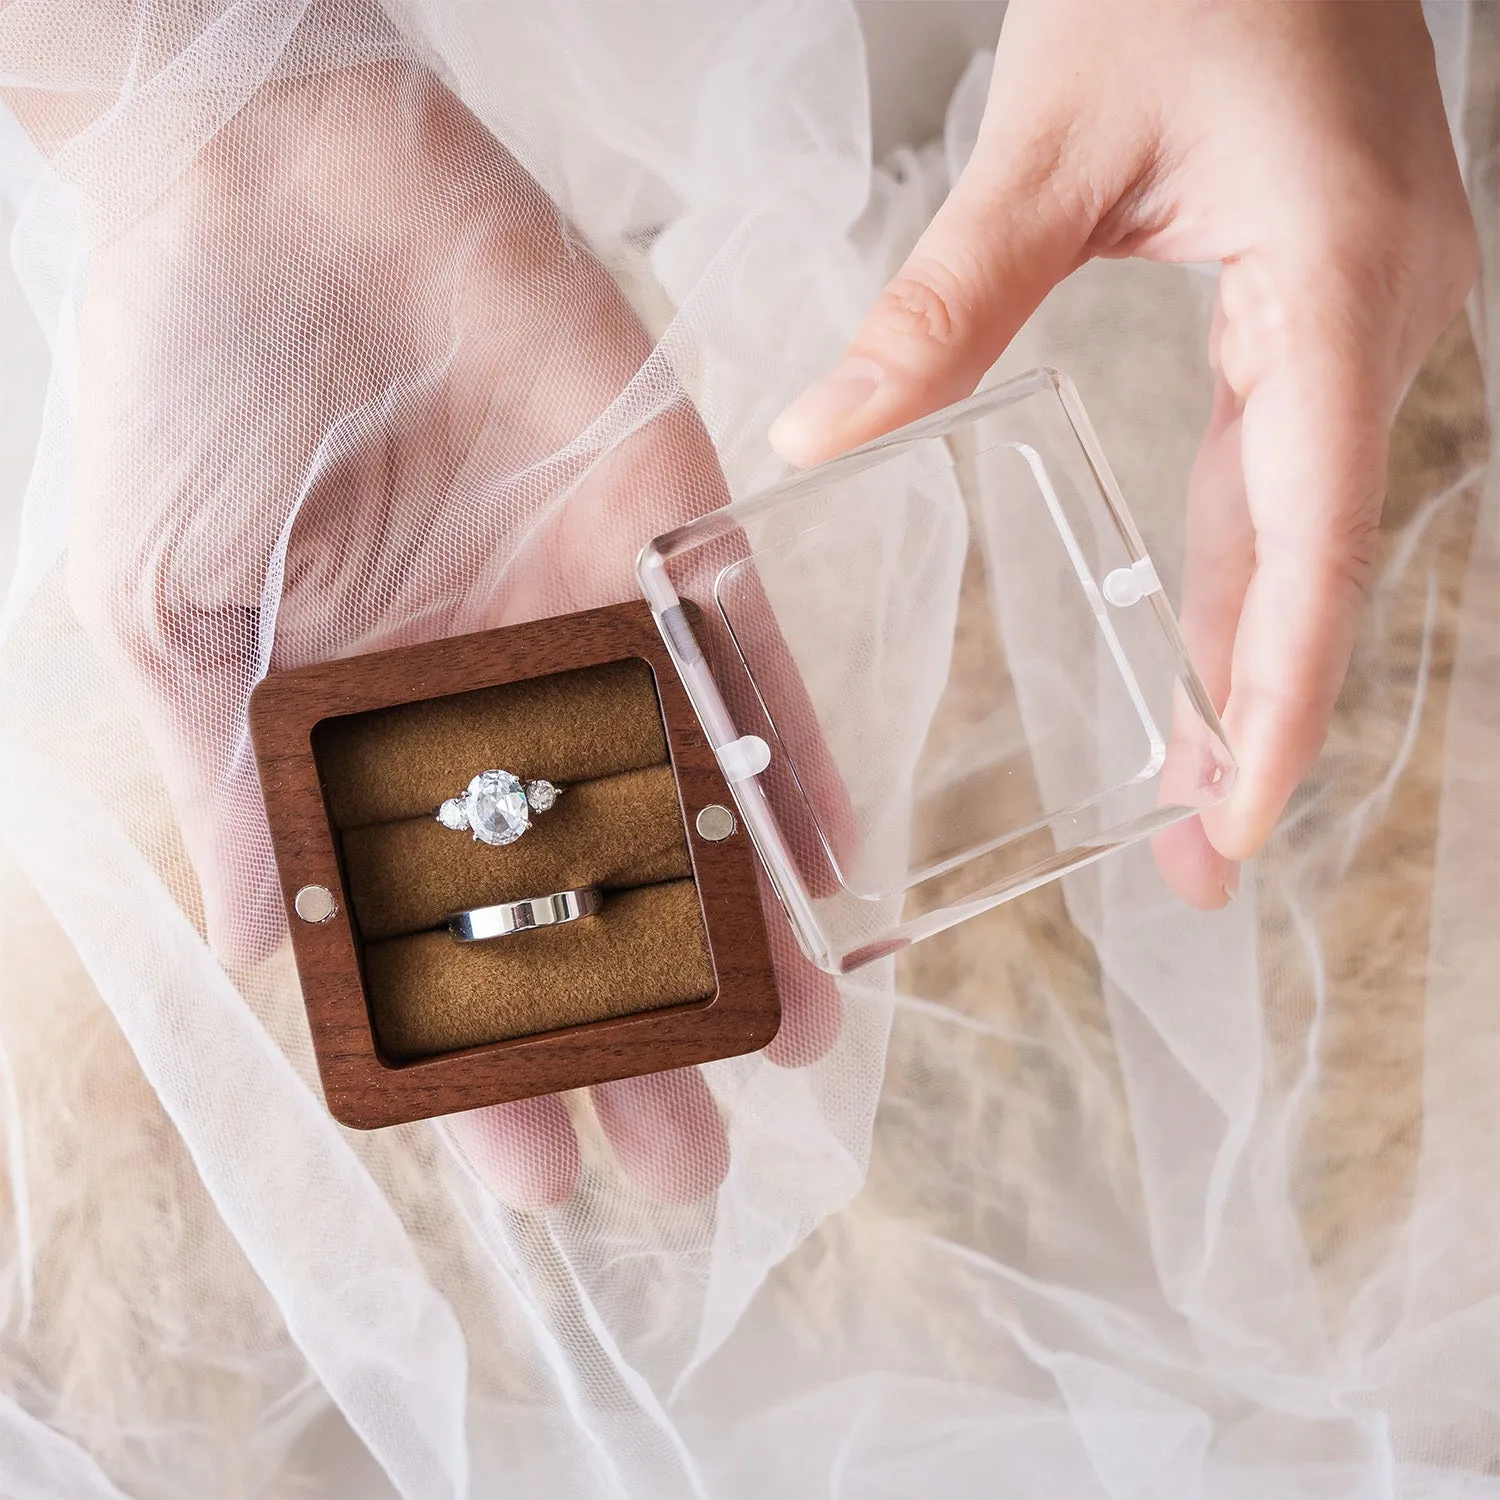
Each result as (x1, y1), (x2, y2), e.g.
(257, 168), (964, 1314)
(525, 780), (559, 813)
(437, 797), (470, 830)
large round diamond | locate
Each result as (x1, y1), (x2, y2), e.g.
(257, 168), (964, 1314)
(466, 769), (530, 846)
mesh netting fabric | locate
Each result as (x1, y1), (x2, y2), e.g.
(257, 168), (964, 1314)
(0, 2), (1496, 1496)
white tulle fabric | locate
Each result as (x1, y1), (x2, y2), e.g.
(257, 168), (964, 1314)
(0, 3), (1495, 1496)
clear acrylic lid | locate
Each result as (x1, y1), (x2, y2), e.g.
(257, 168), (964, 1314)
(638, 369), (1234, 974)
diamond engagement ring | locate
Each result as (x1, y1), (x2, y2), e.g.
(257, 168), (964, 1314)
(435, 770), (563, 846)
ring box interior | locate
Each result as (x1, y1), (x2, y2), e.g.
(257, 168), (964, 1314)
(249, 600), (780, 1129)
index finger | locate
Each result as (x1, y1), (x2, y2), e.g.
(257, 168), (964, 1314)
(1201, 280), (1391, 861)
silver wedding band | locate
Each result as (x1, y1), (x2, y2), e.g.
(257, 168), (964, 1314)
(448, 886), (603, 942)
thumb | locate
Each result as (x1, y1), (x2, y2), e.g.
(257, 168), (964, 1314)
(769, 129), (1098, 466)
(62, 494), (285, 967)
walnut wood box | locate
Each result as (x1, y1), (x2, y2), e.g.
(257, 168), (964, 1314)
(248, 600), (780, 1129)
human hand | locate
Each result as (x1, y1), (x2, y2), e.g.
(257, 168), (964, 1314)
(769, 0), (1477, 907)
(58, 58), (839, 1205)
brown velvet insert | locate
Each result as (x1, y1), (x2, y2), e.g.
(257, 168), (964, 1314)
(342, 764), (692, 941)
(366, 880), (716, 1060)
(311, 656), (717, 1062)
(314, 657), (670, 828)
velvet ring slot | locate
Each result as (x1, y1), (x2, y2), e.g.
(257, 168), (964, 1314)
(248, 601), (781, 1129)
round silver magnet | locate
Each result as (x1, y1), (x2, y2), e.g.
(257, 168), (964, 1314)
(695, 804), (737, 842)
(294, 884), (338, 924)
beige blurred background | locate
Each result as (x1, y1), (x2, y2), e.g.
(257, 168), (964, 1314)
(859, 0), (1003, 155)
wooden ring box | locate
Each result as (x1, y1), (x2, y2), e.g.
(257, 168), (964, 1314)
(249, 600), (780, 1129)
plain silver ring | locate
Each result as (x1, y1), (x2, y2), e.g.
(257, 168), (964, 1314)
(448, 887), (602, 942)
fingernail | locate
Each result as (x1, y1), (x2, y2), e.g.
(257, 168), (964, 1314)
(768, 357), (884, 465)
(1222, 863), (1240, 904)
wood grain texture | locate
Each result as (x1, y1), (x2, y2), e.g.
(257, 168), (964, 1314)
(248, 600), (781, 1130)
